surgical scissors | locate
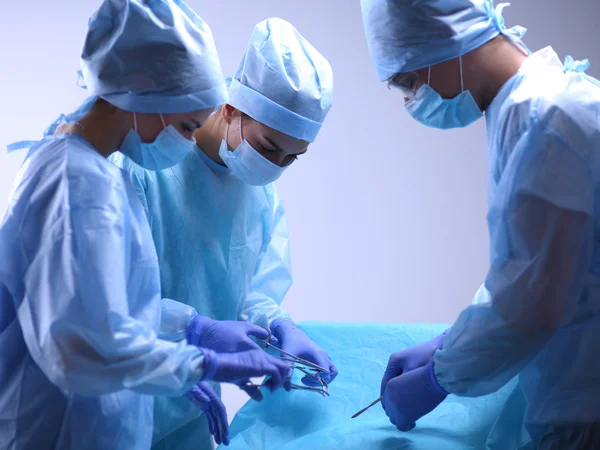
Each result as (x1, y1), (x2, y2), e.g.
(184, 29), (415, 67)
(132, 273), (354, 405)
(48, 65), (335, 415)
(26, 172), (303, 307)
(258, 327), (328, 373)
(237, 327), (331, 397)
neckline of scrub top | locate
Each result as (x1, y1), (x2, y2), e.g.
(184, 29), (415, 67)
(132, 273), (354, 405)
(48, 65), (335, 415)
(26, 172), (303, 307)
(32, 133), (103, 161)
(54, 132), (95, 149)
(43, 133), (130, 177)
(195, 144), (229, 173)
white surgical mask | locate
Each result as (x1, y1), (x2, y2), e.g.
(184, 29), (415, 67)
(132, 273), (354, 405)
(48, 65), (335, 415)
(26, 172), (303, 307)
(218, 116), (291, 186)
(120, 113), (196, 171)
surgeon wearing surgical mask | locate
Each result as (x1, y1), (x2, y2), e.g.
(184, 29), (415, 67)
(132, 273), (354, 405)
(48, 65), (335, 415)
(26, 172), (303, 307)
(361, 0), (600, 448)
(0, 2), (295, 450)
(113, 17), (337, 450)
(213, 106), (306, 186)
(389, 58), (484, 129)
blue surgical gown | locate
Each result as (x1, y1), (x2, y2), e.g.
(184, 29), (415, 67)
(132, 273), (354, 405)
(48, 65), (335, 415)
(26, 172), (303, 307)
(112, 146), (292, 448)
(434, 47), (600, 444)
(0, 134), (207, 450)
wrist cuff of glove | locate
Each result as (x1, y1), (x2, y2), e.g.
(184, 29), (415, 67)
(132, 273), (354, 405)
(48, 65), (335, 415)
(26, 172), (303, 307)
(200, 348), (219, 381)
(186, 315), (213, 345)
(429, 330), (448, 352)
(427, 360), (449, 396)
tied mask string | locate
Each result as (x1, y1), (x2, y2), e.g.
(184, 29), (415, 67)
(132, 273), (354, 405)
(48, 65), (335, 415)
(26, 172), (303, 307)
(485, 1), (531, 54)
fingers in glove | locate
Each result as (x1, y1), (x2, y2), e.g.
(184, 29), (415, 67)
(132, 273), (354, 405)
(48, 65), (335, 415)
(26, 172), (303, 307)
(263, 377), (280, 392)
(205, 411), (216, 439)
(290, 351), (327, 386)
(301, 373), (322, 387)
(381, 353), (407, 396)
(326, 361), (339, 383)
(302, 358), (339, 386)
(398, 421), (416, 432)
(237, 337), (262, 352)
(263, 369), (292, 392)
(214, 401), (230, 446)
(195, 383), (212, 402)
(263, 356), (291, 387)
(206, 390), (230, 446)
(212, 411), (223, 445)
(381, 368), (400, 397)
(239, 383), (264, 402)
(389, 414), (396, 427)
(244, 324), (270, 341)
(383, 395), (416, 432)
(382, 392), (390, 415)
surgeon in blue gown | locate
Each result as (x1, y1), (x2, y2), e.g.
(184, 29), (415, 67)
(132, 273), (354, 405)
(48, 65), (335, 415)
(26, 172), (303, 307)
(361, 0), (600, 448)
(0, 2), (293, 449)
(113, 17), (338, 449)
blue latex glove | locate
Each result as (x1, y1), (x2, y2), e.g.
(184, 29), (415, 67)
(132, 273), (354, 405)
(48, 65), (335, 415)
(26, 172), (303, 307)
(382, 360), (448, 431)
(381, 329), (448, 396)
(184, 382), (230, 446)
(201, 348), (292, 401)
(187, 315), (270, 353)
(271, 319), (338, 386)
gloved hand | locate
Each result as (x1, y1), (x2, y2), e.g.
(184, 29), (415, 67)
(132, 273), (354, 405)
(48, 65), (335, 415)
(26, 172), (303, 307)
(201, 348), (292, 401)
(184, 382), (230, 446)
(381, 360), (448, 432)
(187, 315), (270, 353)
(271, 318), (338, 386)
(381, 329), (448, 396)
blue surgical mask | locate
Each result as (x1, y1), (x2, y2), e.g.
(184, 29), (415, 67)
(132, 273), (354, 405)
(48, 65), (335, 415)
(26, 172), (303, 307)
(119, 113), (196, 171)
(404, 57), (483, 129)
(218, 116), (290, 186)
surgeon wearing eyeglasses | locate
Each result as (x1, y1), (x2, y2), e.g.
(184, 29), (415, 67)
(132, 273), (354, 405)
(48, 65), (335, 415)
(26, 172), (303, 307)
(361, 0), (600, 448)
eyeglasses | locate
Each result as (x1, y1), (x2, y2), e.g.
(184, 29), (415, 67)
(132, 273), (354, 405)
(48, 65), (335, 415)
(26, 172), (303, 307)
(388, 57), (467, 99)
(237, 327), (331, 397)
(387, 71), (420, 98)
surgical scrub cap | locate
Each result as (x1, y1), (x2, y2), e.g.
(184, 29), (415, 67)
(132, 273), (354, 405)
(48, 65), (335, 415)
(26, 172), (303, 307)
(361, 0), (527, 81)
(228, 18), (333, 143)
(80, 0), (228, 113)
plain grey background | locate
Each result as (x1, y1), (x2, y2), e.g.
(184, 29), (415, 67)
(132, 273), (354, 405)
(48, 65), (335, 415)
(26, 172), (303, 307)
(1, 0), (599, 426)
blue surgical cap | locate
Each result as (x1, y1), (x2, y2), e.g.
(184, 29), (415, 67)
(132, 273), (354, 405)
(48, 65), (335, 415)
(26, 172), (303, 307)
(228, 18), (333, 143)
(361, 0), (527, 81)
(81, 0), (228, 113)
